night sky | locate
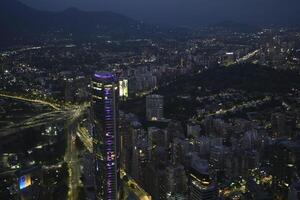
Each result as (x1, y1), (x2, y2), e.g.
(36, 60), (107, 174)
(20, 0), (300, 26)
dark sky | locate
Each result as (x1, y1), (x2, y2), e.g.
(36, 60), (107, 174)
(20, 0), (300, 26)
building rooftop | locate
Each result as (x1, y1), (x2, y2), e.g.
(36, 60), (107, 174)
(94, 72), (117, 82)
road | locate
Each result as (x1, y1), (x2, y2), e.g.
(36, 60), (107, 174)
(236, 49), (260, 63)
(0, 93), (61, 110)
(65, 124), (82, 200)
(120, 169), (152, 200)
(0, 108), (87, 137)
(0, 92), (89, 200)
(0, 93), (89, 137)
(0, 110), (71, 136)
(206, 96), (271, 117)
(63, 105), (89, 200)
(76, 126), (93, 153)
(224, 49), (260, 67)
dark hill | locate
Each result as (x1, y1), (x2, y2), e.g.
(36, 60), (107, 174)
(0, 0), (157, 46)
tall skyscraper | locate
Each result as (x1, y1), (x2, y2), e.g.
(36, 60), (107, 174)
(92, 72), (120, 200)
(146, 94), (164, 121)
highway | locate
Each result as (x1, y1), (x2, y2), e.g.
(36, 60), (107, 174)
(120, 169), (152, 200)
(65, 124), (82, 200)
(76, 126), (93, 153)
(206, 96), (271, 117)
(0, 92), (89, 137)
(0, 92), (89, 200)
(63, 105), (88, 200)
(0, 93), (61, 110)
(0, 110), (71, 136)
(0, 107), (88, 137)
(224, 49), (260, 67)
(0, 93), (152, 200)
(236, 49), (260, 63)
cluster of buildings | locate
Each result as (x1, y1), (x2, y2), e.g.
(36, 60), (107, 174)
(1, 26), (300, 200)
(0, 122), (68, 200)
(90, 72), (221, 200)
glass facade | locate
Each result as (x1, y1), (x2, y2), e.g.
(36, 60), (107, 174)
(92, 72), (119, 200)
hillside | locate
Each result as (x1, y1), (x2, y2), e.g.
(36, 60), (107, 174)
(0, 0), (157, 46)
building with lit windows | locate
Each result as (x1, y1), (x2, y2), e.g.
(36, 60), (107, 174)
(119, 79), (129, 100)
(189, 166), (217, 200)
(146, 95), (164, 121)
(92, 72), (120, 200)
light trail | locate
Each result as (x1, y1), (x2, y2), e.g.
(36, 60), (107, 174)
(235, 49), (260, 64)
(0, 92), (90, 200)
(206, 96), (271, 117)
(65, 121), (83, 200)
(0, 93), (89, 137)
(0, 111), (71, 137)
(0, 93), (61, 110)
(120, 169), (152, 200)
(76, 126), (93, 153)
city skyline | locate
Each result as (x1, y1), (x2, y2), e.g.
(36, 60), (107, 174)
(1, 0), (300, 200)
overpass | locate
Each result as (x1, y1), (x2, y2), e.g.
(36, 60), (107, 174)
(0, 92), (88, 137)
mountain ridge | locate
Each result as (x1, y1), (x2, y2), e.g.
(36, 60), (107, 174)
(0, 0), (157, 47)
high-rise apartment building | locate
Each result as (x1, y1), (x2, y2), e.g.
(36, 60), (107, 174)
(146, 94), (164, 121)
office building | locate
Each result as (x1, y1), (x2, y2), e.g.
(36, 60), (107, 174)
(146, 95), (164, 121)
(92, 72), (120, 200)
(189, 172), (217, 200)
(119, 79), (129, 100)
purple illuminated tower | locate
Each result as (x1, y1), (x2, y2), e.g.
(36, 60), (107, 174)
(92, 72), (120, 200)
